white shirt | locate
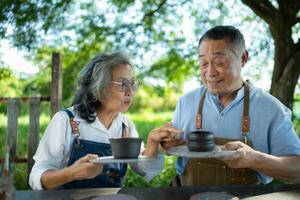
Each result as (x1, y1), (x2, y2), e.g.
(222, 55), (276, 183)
(29, 107), (164, 190)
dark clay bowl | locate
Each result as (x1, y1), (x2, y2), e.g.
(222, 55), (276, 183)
(187, 131), (215, 152)
(187, 131), (214, 141)
(109, 138), (142, 159)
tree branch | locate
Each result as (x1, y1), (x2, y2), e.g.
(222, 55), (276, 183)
(278, 0), (300, 13)
(141, 0), (168, 21)
(123, 0), (168, 47)
(277, 0), (300, 26)
(241, 0), (277, 25)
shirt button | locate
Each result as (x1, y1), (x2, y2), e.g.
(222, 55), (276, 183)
(221, 113), (224, 116)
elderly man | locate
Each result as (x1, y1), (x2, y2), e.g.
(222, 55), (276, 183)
(163, 25), (300, 186)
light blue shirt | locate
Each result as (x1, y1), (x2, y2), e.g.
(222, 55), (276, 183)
(172, 81), (300, 184)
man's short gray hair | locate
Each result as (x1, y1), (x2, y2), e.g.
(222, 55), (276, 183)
(198, 25), (246, 55)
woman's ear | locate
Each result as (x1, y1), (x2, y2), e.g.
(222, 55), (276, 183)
(241, 50), (249, 68)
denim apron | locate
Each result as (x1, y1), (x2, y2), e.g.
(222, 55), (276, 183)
(60, 109), (128, 189)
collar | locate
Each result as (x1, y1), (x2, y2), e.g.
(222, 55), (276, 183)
(71, 106), (128, 132)
(206, 80), (254, 110)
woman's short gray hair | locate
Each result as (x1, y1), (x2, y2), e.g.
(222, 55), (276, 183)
(72, 52), (134, 123)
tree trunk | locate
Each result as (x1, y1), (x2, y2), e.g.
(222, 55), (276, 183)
(270, 44), (300, 110)
(242, 0), (300, 110)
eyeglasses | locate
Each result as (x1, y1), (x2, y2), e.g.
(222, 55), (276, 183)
(110, 79), (139, 92)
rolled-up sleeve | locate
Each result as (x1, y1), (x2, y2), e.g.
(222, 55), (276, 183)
(133, 153), (164, 181)
(29, 112), (70, 190)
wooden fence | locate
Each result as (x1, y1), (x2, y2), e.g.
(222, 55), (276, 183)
(0, 52), (62, 183)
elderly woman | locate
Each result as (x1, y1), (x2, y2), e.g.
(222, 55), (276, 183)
(29, 52), (181, 190)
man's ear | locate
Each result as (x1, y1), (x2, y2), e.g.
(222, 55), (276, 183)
(241, 50), (249, 67)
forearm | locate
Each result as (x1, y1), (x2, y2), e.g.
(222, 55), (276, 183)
(41, 167), (74, 189)
(252, 152), (300, 183)
(143, 139), (159, 157)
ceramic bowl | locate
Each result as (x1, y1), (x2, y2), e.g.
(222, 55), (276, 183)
(186, 131), (215, 152)
(187, 131), (214, 141)
(109, 138), (142, 159)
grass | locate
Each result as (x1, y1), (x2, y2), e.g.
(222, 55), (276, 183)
(1, 107), (300, 189)
(0, 103), (51, 189)
(124, 111), (177, 187)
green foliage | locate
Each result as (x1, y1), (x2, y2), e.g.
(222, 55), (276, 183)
(126, 111), (173, 141)
(0, 67), (23, 97)
(21, 47), (187, 111)
(0, 0), (73, 49)
(123, 156), (177, 187)
(22, 67), (51, 96)
(143, 49), (198, 93)
(129, 85), (180, 113)
(111, 0), (135, 12)
(3, 0), (296, 109)
(124, 111), (177, 187)
(0, 66), (12, 79)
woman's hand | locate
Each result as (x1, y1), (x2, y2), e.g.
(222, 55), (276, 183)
(69, 154), (103, 180)
(41, 154), (103, 189)
(143, 123), (183, 157)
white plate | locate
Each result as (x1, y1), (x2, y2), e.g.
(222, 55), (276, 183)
(167, 145), (236, 158)
(90, 155), (154, 164)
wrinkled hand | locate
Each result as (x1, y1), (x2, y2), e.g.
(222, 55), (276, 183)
(220, 141), (258, 168)
(144, 123), (184, 156)
(69, 154), (103, 181)
(160, 138), (186, 150)
(148, 122), (183, 143)
(157, 123), (186, 150)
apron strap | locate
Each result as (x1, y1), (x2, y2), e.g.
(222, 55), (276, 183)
(197, 80), (250, 141)
(122, 123), (129, 138)
(64, 109), (80, 145)
(196, 89), (207, 129)
(241, 80), (250, 143)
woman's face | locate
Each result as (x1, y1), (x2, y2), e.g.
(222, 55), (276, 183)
(101, 64), (136, 113)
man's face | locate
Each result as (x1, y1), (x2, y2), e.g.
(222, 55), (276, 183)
(199, 39), (245, 96)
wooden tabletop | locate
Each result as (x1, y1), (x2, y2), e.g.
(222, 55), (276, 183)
(15, 183), (300, 200)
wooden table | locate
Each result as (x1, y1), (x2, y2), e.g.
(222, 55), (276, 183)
(15, 183), (300, 200)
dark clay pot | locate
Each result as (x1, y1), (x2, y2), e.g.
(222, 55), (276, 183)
(109, 138), (142, 159)
(187, 131), (214, 141)
(187, 131), (215, 152)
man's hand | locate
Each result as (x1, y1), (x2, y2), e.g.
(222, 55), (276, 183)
(160, 139), (186, 150)
(147, 122), (182, 143)
(220, 141), (258, 168)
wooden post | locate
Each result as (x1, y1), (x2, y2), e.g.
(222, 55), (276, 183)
(27, 97), (40, 182)
(6, 98), (21, 159)
(51, 52), (62, 117)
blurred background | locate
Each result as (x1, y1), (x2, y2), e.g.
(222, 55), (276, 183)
(0, 0), (299, 189)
